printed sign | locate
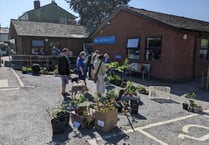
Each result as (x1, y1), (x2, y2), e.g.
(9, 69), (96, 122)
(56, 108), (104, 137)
(94, 36), (116, 44)
(97, 120), (105, 127)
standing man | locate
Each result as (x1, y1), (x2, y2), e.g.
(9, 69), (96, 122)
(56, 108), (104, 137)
(58, 48), (70, 96)
(76, 51), (87, 83)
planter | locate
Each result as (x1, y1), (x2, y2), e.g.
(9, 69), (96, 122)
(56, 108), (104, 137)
(95, 109), (118, 132)
(64, 112), (70, 126)
(130, 100), (139, 114)
(182, 103), (189, 110)
(71, 113), (95, 129)
(188, 106), (202, 113)
(51, 117), (66, 134)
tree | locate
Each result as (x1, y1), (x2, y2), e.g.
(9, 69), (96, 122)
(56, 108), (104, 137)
(65, 0), (130, 30)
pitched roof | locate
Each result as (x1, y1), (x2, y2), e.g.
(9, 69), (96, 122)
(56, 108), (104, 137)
(125, 7), (209, 33)
(19, 2), (76, 20)
(10, 20), (89, 38)
(91, 6), (209, 37)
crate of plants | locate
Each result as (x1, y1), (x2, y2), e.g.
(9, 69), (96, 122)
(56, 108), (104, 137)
(92, 92), (118, 132)
(182, 92), (202, 113)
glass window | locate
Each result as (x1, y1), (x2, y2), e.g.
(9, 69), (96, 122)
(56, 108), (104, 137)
(50, 41), (61, 56)
(200, 39), (209, 60)
(32, 40), (44, 55)
(145, 37), (161, 61)
(127, 38), (140, 60)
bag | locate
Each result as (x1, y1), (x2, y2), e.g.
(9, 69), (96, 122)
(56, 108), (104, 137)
(93, 61), (102, 83)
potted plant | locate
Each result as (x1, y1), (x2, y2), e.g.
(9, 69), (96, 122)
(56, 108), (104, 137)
(50, 107), (67, 134)
(182, 92), (202, 113)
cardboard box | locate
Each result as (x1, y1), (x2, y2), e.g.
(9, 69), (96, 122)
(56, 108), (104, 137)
(95, 109), (118, 132)
(71, 112), (94, 129)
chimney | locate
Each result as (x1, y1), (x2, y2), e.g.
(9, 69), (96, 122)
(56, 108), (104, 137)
(51, 0), (57, 5)
(34, 0), (40, 9)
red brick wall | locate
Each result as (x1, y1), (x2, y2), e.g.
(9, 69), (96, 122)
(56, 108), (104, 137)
(91, 10), (208, 80)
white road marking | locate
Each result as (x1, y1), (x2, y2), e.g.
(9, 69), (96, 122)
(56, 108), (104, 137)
(136, 128), (168, 145)
(0, 79), (8, 87)
(178, 124), (209, 141)
(87, 110), (209, 145)
(11, 68), (24, 87)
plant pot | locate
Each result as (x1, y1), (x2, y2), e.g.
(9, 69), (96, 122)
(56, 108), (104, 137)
(51, 117), (66, 134)
(188, 106), (202, 113)
(64, 112), (70, 126)
(75, 107), (84, 115)
(130, 100), (139, 114)
(182, 103), (188, 110)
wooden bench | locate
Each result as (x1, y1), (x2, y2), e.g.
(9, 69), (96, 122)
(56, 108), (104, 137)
(128, 63), (150, 79)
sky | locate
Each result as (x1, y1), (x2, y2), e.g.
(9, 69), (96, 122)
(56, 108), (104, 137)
(0, 0), (209, 27)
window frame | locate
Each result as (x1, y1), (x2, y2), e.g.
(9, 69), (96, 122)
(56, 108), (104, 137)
(145, 36), (162, 61)
(200, 38), (209, 60)
(126, 37), (140, 60)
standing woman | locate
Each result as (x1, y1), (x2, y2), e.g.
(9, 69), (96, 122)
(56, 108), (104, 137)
(94, 54), (106, 97)
(76, 51), (87, 83)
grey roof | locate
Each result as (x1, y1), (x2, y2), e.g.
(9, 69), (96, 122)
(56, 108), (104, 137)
(91, 6), (209, 37)
(10, 20), (89, 38)
(125, 7), (209, 33)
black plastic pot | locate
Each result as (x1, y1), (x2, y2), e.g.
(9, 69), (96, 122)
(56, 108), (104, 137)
(182, 103), (188, 110)
(130, 100), (139, 114)
(51, 117), (66, 134)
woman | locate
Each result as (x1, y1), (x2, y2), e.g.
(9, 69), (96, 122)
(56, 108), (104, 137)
(94, 54), (106, 96)
(76, 51), (87, 83)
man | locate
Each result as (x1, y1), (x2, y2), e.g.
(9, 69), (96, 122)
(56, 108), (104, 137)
(76, 51), (87, 83)
(58, 48), (70, 96)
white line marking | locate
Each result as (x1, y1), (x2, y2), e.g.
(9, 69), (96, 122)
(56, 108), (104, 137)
(178, 124), (209, 141)
(136, 128), (168, 145)
(87, 110), (209, 145)
(10, 68), (24, 87)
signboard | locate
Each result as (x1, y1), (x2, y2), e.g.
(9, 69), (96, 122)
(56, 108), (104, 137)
(94, 36), (116, 44)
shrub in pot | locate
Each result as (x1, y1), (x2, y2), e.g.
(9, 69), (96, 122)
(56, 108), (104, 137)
(50, 107), (67, 134)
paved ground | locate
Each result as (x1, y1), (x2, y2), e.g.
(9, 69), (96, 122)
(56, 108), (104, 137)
(0, 65), (209, 145)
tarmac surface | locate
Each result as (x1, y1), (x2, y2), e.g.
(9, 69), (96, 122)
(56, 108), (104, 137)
(0, 62), (209, 145)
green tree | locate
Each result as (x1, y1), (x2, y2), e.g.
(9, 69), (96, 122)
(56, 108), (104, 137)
(65, 0), (130, 30)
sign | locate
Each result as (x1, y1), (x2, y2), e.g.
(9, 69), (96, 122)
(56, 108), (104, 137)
(94, 36), (116, 44)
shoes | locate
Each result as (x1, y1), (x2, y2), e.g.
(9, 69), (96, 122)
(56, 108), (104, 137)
(62, 92), (70, 96)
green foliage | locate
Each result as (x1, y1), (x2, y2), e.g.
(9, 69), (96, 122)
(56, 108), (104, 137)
(65, 0), (130, 30)
(182, 92), (196, 99)
(51, 107), (67, 122)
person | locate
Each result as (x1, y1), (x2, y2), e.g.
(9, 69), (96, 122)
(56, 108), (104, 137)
(94, 54), (106, 97)
(51, 46), (60, 56)
(58, 48), (70, 96)
(104, 53), (111, 64)
(91, 50), (99, 69)
(86, 52), (92, 78)
(76, 51), (87, 83)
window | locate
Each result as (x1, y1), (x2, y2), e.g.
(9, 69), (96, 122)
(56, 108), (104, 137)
(50, 41), (61, 56)
(126, 38), (140, 60)
(32, 40), (44, 55)
(145, 37), (161, 61)
(200, 39), (209, 60)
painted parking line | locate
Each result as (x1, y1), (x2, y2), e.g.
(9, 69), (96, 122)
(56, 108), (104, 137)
(87, 110), (209, 145)
(0, 69), (24, 91)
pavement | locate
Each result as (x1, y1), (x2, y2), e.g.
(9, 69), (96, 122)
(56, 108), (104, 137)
(0, 63), (209, 145)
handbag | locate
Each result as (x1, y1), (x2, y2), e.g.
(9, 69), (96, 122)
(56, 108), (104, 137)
(93, 61), (102, 83)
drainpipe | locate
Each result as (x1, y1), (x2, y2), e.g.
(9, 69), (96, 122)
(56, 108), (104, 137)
(192, 32), (202, 78)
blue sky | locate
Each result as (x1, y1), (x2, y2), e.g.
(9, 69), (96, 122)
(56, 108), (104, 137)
(0, 0), (209, 27)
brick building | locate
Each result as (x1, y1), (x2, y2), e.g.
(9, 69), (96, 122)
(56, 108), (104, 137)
(90, 7), (209, 80)
(8, 0), (89, 56)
